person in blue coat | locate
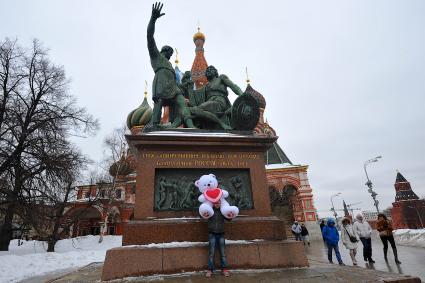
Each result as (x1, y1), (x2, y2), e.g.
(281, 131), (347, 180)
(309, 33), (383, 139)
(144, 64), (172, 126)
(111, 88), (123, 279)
(322, 219), (345, 265)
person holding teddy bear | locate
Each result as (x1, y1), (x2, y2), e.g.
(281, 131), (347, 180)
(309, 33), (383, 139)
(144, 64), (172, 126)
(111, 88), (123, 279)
(195, 173), (238, 278)
(205, 200), (231, 278)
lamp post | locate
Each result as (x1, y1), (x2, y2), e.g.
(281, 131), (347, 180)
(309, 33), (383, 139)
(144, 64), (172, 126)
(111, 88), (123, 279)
(330, 192), (341, 219)
(407, 206), (424, 228)
(364, 156), (382, 213)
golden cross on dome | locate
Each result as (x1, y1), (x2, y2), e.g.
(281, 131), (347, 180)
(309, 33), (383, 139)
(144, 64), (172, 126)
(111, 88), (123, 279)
(245, 67), (250, 85)
(144, 80), (148, 98)
(174, 48), (179, 65)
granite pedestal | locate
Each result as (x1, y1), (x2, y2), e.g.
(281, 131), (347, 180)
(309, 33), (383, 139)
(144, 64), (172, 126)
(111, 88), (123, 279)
(102, 131), (309, 280)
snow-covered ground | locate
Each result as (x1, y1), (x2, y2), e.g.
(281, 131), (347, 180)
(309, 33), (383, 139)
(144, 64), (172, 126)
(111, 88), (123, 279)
(0, 235), (265, 282)
(0, 235), (122, 283)
(393, 229), (425, 248)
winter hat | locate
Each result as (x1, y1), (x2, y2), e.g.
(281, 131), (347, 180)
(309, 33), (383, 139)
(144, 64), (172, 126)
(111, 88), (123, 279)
(327, 218), (335, 225)
(341, 217), (351, 224)
(356, 214), (363, 220)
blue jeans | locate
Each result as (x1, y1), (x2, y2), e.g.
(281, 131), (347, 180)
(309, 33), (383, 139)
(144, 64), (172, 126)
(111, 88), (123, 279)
(360, 237), (372, 260)
(327, 243), (343, 264)
(208, 233), (228, 270)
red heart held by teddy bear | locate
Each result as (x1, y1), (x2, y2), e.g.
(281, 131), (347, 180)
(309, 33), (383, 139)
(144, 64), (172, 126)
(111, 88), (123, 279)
(204, 188), (223, 203)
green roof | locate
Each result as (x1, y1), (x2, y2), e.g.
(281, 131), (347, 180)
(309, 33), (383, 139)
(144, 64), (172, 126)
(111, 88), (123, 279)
(265, 142), (292, 165)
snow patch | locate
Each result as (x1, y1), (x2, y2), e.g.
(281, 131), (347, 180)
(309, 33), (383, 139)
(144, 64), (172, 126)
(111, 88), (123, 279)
(393, 229), (425, 248)
(0, 235), (122, 283)
(144, 131), (248, 137)
(120, 239), (265, 249)
(153, 217), (201, 221)
(0, 235), (267, 282)
(265, 163), (300, 170)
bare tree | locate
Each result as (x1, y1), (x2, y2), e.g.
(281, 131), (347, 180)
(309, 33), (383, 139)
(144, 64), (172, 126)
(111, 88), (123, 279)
(97, 125), (130, 243)
(0, 38), (98, 251)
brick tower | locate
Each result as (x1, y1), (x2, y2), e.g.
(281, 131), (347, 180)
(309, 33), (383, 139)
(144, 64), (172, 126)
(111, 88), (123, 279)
(191, 27), (208, 89)
(391, 171), (425, 229)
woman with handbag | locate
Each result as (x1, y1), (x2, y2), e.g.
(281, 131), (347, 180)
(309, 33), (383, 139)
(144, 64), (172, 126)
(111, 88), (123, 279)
(377, 213), (401, 264)
(341, 217), (359, 265)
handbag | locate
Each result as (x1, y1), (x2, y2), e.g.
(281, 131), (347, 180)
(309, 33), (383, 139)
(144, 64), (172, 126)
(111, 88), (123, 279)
(344, 226), (358, 243)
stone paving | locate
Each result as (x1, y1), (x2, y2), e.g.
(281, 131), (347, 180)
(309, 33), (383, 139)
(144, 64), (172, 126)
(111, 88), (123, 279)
(42, 238), (423, 283)
(47, 259), (420, 283)
(305, 236), (425, 281)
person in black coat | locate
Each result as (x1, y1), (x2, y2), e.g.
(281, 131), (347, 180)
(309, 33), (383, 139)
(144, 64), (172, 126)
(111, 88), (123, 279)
(205, 201), (231, 277)
(320, 220), (326, 242)
(301, 223), (310, 246)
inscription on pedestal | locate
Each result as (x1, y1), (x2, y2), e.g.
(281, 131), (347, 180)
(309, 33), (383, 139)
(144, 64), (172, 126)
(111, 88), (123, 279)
(153, 169), (253, 211)
(142, 152), (261, 168)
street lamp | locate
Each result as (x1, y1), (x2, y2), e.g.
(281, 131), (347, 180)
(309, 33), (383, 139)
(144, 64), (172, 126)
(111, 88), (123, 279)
(407, 206), (424, 228)
(330, 192), (341, 219)
(364, 156), (382, 213)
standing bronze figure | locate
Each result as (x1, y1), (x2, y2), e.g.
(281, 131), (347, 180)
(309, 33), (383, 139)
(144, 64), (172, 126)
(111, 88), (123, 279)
(147, 2), (194, 128)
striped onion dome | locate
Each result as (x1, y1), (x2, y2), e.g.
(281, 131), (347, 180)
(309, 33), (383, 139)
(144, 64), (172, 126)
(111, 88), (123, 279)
(126, 96), (152, 129)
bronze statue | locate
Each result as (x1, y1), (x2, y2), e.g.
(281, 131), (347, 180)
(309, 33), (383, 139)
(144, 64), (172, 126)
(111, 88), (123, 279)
(142, 2), (259, 132)
(190, 65), (244, 130)
(147, 2), (194, 128)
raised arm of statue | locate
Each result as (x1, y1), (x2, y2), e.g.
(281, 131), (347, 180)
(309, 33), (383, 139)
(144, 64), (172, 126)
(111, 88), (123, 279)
(220, 74), (244, 96)
(147, 2), (165, 59)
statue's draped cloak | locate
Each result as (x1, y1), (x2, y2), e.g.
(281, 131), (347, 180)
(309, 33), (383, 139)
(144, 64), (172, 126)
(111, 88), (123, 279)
(151, 55), (179, 102)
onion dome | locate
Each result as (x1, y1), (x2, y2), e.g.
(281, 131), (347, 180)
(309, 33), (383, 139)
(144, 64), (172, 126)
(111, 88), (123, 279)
(245, 84), (266, 109)
(126, 86), (153, 129)
(193, 27), (205, 42)
(109, 155), (136, 177)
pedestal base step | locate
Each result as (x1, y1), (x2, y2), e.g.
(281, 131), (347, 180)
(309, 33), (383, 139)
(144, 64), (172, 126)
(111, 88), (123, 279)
(123, 216), (286, 245)
(101, 240), (308, 281)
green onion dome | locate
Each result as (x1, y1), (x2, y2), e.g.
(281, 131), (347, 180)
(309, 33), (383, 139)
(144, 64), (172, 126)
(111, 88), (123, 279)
(109, 155), (136, 177)
(126, 95), (152, 130)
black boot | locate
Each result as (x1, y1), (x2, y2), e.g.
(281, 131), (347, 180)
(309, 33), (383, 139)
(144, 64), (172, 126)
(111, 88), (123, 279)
(384, 248), (388, 261)
(393, 249), (401, 264)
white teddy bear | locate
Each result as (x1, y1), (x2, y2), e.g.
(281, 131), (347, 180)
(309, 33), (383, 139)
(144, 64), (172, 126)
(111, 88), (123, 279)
(195, 173), (239, 219)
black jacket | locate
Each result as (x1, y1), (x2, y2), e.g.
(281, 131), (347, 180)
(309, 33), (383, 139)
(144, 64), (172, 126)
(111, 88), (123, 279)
(208, 208), (227, 234)
(301, 226), (309, 236)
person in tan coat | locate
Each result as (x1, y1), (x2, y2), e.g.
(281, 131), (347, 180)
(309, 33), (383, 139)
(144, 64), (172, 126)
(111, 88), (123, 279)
(377, 213), (401, 264)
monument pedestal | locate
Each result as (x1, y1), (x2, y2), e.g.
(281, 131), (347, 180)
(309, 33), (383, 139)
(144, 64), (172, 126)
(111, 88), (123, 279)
(123, 216), (286, 245)
(102, 131), (309, 280)
(102, 240), (308, 281)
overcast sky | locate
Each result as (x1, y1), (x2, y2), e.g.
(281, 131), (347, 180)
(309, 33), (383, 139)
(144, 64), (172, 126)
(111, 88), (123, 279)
(1, 0), (424, 218)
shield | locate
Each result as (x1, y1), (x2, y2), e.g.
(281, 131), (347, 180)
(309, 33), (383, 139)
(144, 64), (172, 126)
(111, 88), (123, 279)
(230, 93), (260, 130)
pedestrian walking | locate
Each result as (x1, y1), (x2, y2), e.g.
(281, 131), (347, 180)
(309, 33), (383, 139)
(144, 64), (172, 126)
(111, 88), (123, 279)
(353, 214), (375, 263)
(291, 221), (302, 241)
(377, 213), (401, 264)
(322, 218), (345, 265)
(300, 223), (310, 246)
(320, 220), (326, 242)
(341, 217), (359, 266)
(204, 201), (231, 278)
(320, 220), (326, 231)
